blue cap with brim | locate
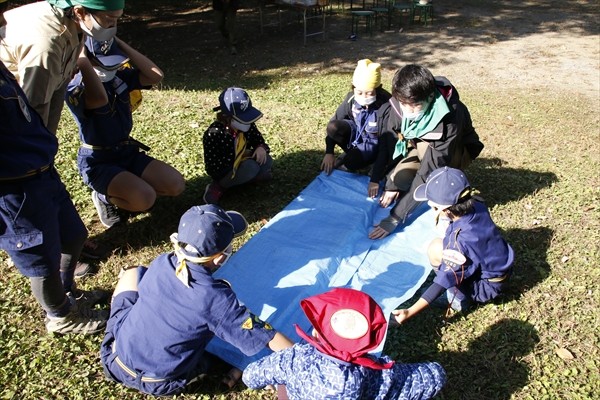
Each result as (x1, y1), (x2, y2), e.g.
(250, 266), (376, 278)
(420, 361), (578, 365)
(413, 167), (471, 208)
(47, 0), (124, 11)
(85, 37), (129, 71)
(214, 87), (263, 124)
(177, 205), (247, 258)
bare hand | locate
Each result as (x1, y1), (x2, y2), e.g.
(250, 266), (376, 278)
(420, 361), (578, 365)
(252, 147), (267, 165)
(320, 154), (335, 175)
(392, 309), (410, 325)
(368, 182), (380, 198)
(379, 190), (400, 208)
(368, 224), (391, 240)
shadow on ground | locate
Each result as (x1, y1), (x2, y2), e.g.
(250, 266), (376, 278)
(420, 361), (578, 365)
(101, 0), (600, 90)
(467, 157), (558, 208)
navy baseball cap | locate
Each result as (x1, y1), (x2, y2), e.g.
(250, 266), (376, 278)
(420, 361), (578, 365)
(85, 37), (129, 71)
(176, 205), (247, 258)
(214, 87), (263, 124)
(413, 167), (471, 209)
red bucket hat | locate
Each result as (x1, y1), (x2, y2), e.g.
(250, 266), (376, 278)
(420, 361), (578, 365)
(294, 288), (394, 370)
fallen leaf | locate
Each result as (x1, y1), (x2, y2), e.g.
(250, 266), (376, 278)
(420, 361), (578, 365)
(556, 348), (574, 360)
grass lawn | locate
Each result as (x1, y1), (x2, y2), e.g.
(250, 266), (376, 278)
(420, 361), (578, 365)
(1, 0), (599, 399)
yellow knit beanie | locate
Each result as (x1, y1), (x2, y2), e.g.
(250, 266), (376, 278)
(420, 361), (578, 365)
(352, 59), (381, 90)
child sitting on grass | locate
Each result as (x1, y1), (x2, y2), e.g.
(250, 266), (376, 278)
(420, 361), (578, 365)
(243, 288), (446, 399)
(393, 167), (514, 324)
(101, 205), (293, 397)
(320, 59), (391, 192)
(203, 87), (273, 205)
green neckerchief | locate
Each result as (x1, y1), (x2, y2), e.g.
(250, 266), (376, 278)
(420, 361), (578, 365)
(392, 89), (450, 159)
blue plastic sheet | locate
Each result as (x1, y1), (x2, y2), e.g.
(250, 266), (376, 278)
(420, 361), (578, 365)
(206, 170), (440, 369)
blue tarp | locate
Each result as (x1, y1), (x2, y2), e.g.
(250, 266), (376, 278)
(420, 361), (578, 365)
(206, 170), (439, 369)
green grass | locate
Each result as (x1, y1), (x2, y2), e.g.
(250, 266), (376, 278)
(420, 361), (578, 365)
(1, 0), (600, 399)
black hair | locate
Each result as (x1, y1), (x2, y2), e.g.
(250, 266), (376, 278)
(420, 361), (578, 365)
(446, 197), (475, 218)
(392, 64), (436, 105)
(64, 6), (96, 20)
(0, 1), (9, 14)
(215, 111), (231, 125)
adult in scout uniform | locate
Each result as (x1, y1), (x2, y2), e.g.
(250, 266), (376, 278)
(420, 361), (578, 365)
(392, 167), (514, 323)
(0, 0), (124, 135)
(0, 0), (109, 335)
(101, 205), (293, 397)
(368, 64), (484, 240)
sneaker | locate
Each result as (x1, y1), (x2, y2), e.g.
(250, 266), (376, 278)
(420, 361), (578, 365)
(45, 301), (108, 335)
(230, 46), (238, 55)
(203, 182), (225, 205)
(81, 239), (111, 259)
(92, 191), (121, 228)
(70, 288), (111, 309)
(74, 262), (95, 279)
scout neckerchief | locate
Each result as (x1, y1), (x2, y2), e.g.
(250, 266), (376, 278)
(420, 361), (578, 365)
(170, 233), (223, 287)
(391, 89), (450, 159)
(231, 128), (248, 179)
(349, 98), (375, 148)
(121, 62), (143, 112)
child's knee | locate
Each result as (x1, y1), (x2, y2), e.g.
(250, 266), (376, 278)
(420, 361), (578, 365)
(392, 168), (417, 191)
(427, 238), (443, 267)
(166, 173), (186, 196)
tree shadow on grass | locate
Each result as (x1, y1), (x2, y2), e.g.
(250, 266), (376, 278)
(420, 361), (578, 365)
(106, 0), (599, 91)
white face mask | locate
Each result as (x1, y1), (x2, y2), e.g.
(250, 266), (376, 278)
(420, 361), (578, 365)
(0, 26), (5, 41)
(80, 15), (117, 42)
(218, 244), (233, 266)
(230, 119), (251, 132)
(93, 66), (117, 82)
(355, 95), (376, 107)
(403, 109), (426, 121)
